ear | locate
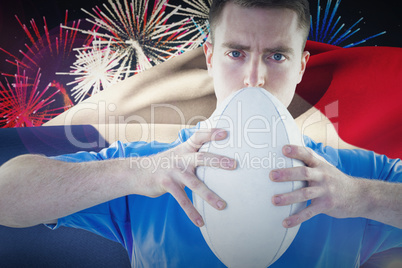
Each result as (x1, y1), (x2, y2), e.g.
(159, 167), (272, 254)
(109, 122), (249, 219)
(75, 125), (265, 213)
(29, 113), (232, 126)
(297, 51), (310, 84)
(203, 41), (214, 77)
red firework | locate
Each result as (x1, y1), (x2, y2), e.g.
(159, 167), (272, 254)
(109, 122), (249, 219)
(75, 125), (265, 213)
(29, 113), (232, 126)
(0, 67), (67, 128)
(0, 10), (96, 119)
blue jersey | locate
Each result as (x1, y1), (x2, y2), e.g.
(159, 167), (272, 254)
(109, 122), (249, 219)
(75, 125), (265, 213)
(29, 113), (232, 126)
(48, 127), (402, 268)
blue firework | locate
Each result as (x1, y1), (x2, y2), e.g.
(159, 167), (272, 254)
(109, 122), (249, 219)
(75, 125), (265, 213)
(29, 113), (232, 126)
(309, 0), (386, 47)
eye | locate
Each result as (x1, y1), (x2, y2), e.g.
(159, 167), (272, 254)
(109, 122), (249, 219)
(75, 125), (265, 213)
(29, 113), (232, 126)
(271, 53), (286, 61)
(228, 51), (242, 58)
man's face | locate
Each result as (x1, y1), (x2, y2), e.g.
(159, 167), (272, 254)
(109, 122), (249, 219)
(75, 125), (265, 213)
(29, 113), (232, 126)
(204, 2), (310, 107)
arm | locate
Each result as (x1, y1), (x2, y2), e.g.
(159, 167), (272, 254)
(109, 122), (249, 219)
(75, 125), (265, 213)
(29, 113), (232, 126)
(0, 128), (235, 228)
(44, 47), (216, 127)
(0, 154), (131, 227)
(270, 145), (402, 229)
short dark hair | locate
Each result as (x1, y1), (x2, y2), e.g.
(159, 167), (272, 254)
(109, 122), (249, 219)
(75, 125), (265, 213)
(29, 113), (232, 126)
(209, 0), (310, 48)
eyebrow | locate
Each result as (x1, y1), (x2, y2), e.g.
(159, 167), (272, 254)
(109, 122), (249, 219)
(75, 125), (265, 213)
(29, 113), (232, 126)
(221, 42), (295, 55)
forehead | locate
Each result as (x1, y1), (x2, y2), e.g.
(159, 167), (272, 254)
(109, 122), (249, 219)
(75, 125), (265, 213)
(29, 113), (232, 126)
(213, 3), (303, 51)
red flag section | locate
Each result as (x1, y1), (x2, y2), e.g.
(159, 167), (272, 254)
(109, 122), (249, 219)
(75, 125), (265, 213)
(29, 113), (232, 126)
(298, 41), (402, 159)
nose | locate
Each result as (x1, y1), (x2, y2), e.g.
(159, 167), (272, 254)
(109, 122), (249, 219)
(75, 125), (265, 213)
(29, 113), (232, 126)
(244, 59), (265, 88)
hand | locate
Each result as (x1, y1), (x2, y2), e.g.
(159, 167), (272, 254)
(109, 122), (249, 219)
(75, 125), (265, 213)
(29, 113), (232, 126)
(130, 128), (236, 227)
(270, 145), (361, 228)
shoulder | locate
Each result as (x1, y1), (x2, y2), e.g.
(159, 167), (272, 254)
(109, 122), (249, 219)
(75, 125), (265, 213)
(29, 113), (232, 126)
(51, 126), (200, 162)
(303, 136), (401, 181)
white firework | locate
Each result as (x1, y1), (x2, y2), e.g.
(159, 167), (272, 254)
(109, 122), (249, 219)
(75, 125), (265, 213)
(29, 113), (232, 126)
(63, 0), (204, 73)
(168, 0), (211, 19)
(57, 40), (134, 103)
(166, 0), (212, 41)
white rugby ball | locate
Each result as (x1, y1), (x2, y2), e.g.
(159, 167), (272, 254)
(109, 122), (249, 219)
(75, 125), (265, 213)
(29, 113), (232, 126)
(194, 87), (307, 268)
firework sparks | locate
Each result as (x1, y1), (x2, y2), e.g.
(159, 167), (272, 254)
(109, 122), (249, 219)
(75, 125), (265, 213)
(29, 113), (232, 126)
(50, 80), (74, 110)
(0, 10), (91, 113)
(166, 0), (211, 41)
(0, 67), (67, 128)
(57, 39), (134, 103)
(63, 0), (204, 73)
(1, 11), (88, 73)
(309, 0), (386, 47)
(170, 0), (211, 18)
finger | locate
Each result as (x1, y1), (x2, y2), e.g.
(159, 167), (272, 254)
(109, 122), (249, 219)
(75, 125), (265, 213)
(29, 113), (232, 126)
(272, 186), (324, 206)
(282, 204), (322, 228)
(186, 128), (228, 150)
(270, 166), (318, 182)
(181, 172), (227, 211)
(282, 145), (322, 167)
(168, 183), (205, 227)
(194, 152), (237, 170)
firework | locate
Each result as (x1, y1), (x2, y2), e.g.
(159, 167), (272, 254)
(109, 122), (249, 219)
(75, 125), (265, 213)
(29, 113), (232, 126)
(166, 0), (211, 41)
(0, 67), (67, 128)
(1, 11), (88, 74)
(57, 39), (134, 103)
(63, 0), (204, 73)
(309, 0), (386, 47)
(0, 11), (91, 113)
(170, 0), (211, 18)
